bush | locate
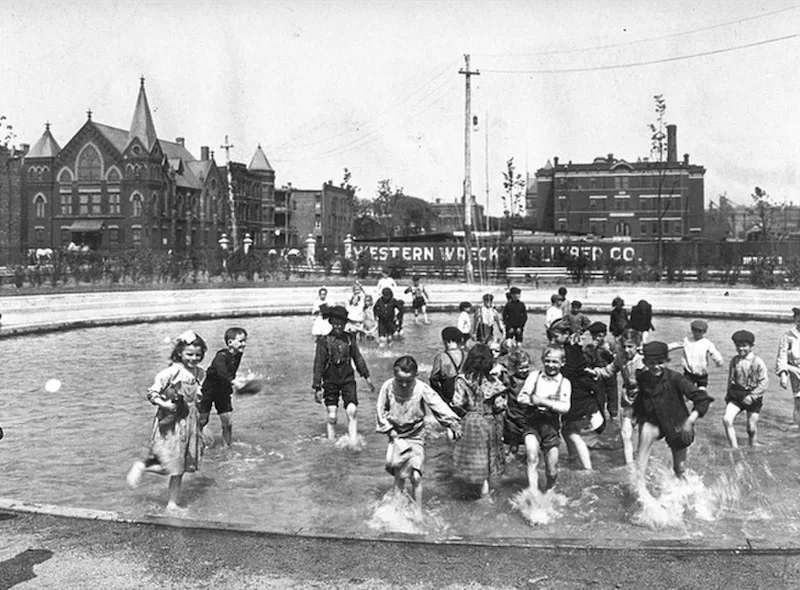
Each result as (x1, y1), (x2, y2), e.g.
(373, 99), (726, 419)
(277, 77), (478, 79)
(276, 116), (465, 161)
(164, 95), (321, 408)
(563, 252), (592, 284)
(339, 257), (353, 276)
(748, 257), (782, 288)
(356, 249), (372, 279)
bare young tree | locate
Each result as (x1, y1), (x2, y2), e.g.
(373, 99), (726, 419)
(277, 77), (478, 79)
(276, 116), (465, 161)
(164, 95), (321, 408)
(748, 186), (787, 250)
(502, 157), (526, 266)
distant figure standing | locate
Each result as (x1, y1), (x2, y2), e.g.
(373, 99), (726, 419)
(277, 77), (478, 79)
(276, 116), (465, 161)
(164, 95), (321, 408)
(609, 296), (629, 340)
(376, 270), (398, 299)
(373, 287), (405, 347)
(565, 300), (591, 337)
(629, 299), (654, 342)
(776, 307), (800, 425)
(457, 301), (474, 344)
(404, 275), (430, 324)
(311, 287), (332, 340)
(557, 286), (570, 316)
(502, 286), (528, 342)
(544, 293), (565, 334)
(474, 293), (504, 344)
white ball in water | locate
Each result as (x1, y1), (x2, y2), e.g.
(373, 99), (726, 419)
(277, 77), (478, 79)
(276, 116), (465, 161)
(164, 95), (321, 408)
(44, 379), (62, 393)
(163, 336), (172, 344)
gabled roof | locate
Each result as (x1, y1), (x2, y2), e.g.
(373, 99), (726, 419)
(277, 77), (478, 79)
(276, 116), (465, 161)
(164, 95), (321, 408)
(127, 78), (158, 151)
(93, 122), (129, 153)
(186, 160), (215, 183)
(161, 139), (195, 162)
(248, 144), (273, 172)
(27, 124), (61, 158)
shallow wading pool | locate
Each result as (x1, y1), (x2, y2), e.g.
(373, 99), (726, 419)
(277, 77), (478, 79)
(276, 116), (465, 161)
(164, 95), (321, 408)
(1, 313), (798, 547)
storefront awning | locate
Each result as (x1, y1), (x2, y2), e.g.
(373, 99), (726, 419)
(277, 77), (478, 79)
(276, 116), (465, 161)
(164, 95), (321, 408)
(69, 220), (105, 232)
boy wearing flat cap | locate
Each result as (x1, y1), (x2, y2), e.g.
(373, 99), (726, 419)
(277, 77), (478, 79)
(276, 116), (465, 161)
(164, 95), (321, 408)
(502, 286), (528, 343)
(634, 341), (713, 478)
(668, 319), (724, 391)
(776, 307), (800, 425)
(723, 330), (768, 448)
(584, 321), (618, 420)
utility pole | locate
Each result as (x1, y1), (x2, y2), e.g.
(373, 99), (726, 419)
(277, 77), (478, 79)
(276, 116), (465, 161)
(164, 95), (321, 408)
(221, 135), (239, 251)
(460, 54), (479, 283)
(485, 109), (490, 232)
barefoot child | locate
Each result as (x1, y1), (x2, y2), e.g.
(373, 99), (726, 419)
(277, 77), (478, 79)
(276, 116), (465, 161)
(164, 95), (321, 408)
(502, 286), (528, 343)
(634, 341), (713, 479)
(668, 319), (724, 391)
(311, 287), (331, 340)
(373, 287), (405, 347)
(429, 327), (465, 405)
(404, 275), (431, 324)
(584, 321), (618, 420)
(475, 293), (504, 344)
(127, 330), (207, 509)
(776, 307), (800, 424)
(457, 301), (474, 344)
(200, 327), (247, 447)
(376, 356), (462, 505)
(722, 330), (768, 448)
(312, 306), (375, 440)
(512, 345), (571, 493)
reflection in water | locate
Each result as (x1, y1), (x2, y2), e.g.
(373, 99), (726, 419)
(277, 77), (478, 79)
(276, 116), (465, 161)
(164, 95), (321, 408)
(1, 314), (798, 545)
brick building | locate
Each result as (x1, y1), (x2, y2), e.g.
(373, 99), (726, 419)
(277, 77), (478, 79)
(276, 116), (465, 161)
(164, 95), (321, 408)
(0, 144), (25, 264)
(288, 183), (354, 254)
(429, 197), (484, 233)
(529, 125), (706, 239)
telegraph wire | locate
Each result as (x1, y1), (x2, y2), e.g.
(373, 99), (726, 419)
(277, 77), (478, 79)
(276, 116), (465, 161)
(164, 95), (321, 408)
(481, 32), (799, 74)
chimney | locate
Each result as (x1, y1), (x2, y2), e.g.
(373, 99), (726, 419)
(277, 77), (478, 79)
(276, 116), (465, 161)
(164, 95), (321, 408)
(666, 124), (677, 163)
(201, 146), (209, 161)
(553, 156), (559, 166)
(683, 153), (689, 165)
(607, 153), (614, 163)
(175, 137), (185, 147)
(19, 143), (30, 156)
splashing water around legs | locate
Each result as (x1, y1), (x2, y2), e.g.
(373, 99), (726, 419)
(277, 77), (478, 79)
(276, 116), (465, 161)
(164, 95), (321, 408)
(510, 487), (568, 526)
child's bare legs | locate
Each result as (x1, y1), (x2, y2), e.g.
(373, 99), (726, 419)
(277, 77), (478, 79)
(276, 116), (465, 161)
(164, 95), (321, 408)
(409, 470), (423, 505)
(793, 396), (800, 426)
(671, 446), (688, 479)
(565, 432), (592, 470)
(199, 412), (210, 431)
(480, 479), (490, 497)
(393, 470), (406, 496)
(345, 402), (358, 440)
(325, 405), (338, 439)
(219, 411), (233, 446)
(635, 421), (661, 478)
(422, 306), (429, 324)
(620, 412), (635, 464)
(167, 475), (182, 509)
(722, 403), (742, 448)
(523, 433), (542, 492)
(747, 411), (760, 446)
(543, 447), (559, 490)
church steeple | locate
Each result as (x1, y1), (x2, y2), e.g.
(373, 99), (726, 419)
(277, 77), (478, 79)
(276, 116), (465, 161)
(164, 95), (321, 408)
(248, 144), (273, 172)
(27, 122), (61, 158)
(127, 76), (158, 151)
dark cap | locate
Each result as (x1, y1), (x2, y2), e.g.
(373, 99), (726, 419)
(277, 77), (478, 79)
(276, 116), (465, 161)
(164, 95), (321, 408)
(588, 321), (608, 335)
(792, 307), (800, 316)
(732, 329), (755, 345)
(551, 293), (564, 304)
(325, 305), (349, 322)
(690, 319), (708, 332)
(549, 319), (572, 334)
(642, 341), (669, 362)
(509, 286), (521, 295)
(381, 287), (393, 297)
(441, 326), (463, 344)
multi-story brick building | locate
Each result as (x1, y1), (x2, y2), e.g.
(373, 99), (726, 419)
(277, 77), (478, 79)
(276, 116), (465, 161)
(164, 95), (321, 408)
(529, 125), (706, 239)
(289, 183), (354, 255)
(430, 197), (485, 234)
(0, 144), (25, 264)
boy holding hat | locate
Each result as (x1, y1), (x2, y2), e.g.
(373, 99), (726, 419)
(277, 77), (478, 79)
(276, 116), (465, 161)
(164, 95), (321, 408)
(668, 319), (724, 390)
(634, 340), (713, 478)
(502, 286), (528, 342)
(776, 307), (800, 425)
(723, 330), (768, 448)
(313, 305), (375, 440)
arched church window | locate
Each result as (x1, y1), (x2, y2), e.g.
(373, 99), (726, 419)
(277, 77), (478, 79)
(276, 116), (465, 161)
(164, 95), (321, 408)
(78, 146), (102, 181)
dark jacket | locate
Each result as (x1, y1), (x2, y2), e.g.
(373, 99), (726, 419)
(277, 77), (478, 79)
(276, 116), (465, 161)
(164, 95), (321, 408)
(609, 308), (629, 338)
(634, 368), (713, 442)
(502, 300), (528, 329)
(312, 332), (369, 388)
(629, 301), (654, 332)
(202, 349), (242, 398)
(373, 297), (404, 325)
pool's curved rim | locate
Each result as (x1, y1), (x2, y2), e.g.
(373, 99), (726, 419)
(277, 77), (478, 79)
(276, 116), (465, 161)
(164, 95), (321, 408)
(0, 293), (797, 552)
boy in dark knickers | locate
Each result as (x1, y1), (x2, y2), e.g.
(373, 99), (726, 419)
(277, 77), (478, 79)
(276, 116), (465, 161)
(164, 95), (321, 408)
(502, 286), (528, 342)
(313, 306), (375, 440)
(373, 287), (405, 348)
(200, 327), (247, 447)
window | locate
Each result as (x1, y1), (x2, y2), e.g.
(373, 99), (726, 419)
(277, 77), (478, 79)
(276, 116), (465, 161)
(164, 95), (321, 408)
(35, 227), (45, 244)
(60, 228), (70, 244)
(614, 222), (631, 237)
(151, 193), (159, 216)
(58, 168), (73, 184)
(34, 195), (46, 218)
(108, 192), (120, 215)
(107, 168), (121, 182)
(132, 226), (142, 247)
(91, 194), (102, 215)
(109, 227), (119, 244)
(78, 146), (102, 181)
(132, 194), (143, 217)
(79, 193), (89, 214)
(60, 193), (72, 215)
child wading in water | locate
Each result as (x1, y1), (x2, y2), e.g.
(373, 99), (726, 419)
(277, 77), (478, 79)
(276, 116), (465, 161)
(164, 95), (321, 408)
(311, 287), (332, 340)
(200, 327), (247, 447)
(376, 356), (462, 505)
(404, 275), (431, 324)
(723, 330), (768, 448)
(313, 305), (375, 441)
(668, 319), (724, 391)
(127, 330), (207, 509)
(634, 341), (713, 479)
(429, 327), (465, 405)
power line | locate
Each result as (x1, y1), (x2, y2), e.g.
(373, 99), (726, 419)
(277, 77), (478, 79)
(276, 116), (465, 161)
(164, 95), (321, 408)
(481, 33), (800, 74)
(478, 4), (800, 58)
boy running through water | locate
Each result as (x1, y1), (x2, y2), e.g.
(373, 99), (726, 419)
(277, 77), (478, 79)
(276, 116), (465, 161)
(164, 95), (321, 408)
(723, 330), (768, 448)
(376, 356), (462, 505)
(313, 306), (375, 440)
(668, 319), (724, 390)
(200, 327), (247, 447)
(404, 275), (431, 324)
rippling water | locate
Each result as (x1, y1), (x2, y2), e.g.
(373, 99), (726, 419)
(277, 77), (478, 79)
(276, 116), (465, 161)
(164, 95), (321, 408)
(2, 312), (799, 546)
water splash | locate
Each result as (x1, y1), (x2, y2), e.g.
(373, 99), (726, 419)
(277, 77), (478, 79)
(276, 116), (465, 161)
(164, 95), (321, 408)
(367, 489), (426, 534)
(509, 487), (567, 526)
(334, 433), (367, 451)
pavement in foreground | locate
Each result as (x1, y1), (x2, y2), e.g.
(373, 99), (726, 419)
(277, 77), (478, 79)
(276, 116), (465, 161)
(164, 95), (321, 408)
(2, 510), (800, 589)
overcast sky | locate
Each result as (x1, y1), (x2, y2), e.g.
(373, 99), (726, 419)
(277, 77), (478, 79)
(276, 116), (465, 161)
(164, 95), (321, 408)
(1, 0), (798, 214)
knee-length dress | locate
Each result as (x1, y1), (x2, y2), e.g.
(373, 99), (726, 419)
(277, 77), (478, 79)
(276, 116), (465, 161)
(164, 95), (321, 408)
(144, 363), (206, 477)
(451, 373), (507, 485)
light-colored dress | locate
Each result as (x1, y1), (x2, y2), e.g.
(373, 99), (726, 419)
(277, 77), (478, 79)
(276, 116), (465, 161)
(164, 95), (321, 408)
(311, 298), (332, 337)
(144, 363), (206, 476)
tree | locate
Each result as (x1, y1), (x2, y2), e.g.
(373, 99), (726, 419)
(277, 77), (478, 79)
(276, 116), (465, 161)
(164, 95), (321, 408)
(372, 179), (404, 238)
(501, 157), (526, 266)
(748, 186), (787, 249)
(648, 94), (678, 268)
(0, 115), (15, 148)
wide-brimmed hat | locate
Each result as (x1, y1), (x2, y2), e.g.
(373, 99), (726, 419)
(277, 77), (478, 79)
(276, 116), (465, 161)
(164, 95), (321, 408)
(642, 341), (669, 362)
(325, 305), (349, 322)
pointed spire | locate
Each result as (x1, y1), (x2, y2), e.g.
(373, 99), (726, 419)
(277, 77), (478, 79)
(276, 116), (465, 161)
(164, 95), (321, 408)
(28, 122), (61, 158)
(248, 143), (273, 172)
(127, 76), (158, 151)
(87, 109), (92, 121)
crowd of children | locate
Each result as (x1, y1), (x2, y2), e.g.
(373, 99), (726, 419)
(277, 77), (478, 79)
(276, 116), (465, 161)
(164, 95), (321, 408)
(126, 277), (796, 516)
